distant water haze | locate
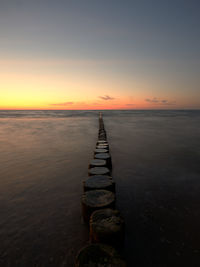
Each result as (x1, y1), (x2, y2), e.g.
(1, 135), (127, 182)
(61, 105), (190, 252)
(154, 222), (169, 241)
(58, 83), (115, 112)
(0, 110), (200, 266)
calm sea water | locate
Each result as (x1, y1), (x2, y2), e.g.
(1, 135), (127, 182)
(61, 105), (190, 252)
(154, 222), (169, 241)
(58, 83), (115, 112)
(0, 110), (200, 267)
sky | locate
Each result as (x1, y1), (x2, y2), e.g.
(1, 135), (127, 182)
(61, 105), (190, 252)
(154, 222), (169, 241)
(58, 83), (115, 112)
(0, 0), (200, 109)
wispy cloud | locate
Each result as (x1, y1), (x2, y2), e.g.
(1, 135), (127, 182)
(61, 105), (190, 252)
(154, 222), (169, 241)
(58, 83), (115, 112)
(50, 102), (74, 106)
(145, 97), (159, 103)
(126, 103), (135, 106)
(145, 97), (176, 105)
(99, 95), (115, 100)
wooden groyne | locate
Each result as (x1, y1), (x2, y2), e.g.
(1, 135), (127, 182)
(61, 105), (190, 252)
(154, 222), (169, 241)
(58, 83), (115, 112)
(75, 113), (126, 266)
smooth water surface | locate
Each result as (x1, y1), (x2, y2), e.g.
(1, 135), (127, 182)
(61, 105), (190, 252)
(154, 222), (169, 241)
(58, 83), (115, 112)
(0, 110), (200, 266)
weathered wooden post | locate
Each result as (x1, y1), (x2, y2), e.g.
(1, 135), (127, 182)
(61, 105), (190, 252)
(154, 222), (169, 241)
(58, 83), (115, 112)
(76, 112), (126, 266)
(75, 244), (126, 267)
(81, 189), (115, 222)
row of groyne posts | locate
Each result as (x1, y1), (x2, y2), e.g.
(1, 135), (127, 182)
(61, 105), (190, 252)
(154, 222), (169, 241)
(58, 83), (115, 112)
(75, 113), (126, 266)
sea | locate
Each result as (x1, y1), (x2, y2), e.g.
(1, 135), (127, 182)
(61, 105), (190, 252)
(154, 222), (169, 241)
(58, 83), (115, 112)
(0, 110), (200, 267)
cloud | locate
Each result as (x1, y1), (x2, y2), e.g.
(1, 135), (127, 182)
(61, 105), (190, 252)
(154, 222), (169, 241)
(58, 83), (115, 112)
(99, 95), (115, 101)
(145, 97), (159, 103)
(50, 102), (74, 106)
(145, 98), (176, 105)
(126, 103), (135, 106)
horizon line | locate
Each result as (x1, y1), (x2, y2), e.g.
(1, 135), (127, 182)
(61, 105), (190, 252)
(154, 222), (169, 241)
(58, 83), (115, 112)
(0, 108), (199, 111)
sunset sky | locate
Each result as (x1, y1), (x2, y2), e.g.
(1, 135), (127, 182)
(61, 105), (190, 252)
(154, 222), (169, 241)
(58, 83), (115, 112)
(0, 0), (200, 109)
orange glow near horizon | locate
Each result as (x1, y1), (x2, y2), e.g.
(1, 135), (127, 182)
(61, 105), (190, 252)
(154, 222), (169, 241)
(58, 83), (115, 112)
(0, 65), (144, 110)
(0, 59), (199, 110)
